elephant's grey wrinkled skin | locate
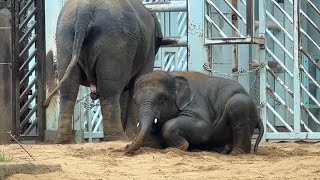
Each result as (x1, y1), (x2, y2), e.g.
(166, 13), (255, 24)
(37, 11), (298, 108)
(125, 71), (264, 155)
(43, 0), (163, 143)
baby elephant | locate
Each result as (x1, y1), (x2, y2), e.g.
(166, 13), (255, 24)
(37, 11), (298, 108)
(125, 71), (264, 155)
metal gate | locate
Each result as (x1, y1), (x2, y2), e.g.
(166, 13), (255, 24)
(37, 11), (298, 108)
(47, 0), (320, 142)
(11, 0), (46, 141)
(261, 0), (320, 140)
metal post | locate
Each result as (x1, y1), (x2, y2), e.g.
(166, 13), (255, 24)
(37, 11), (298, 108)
(11, 0), (20, 138)
(246, 0), (254, 37)
(293, 0), (301, 133)
(35, 0), (46, 141)
(187, 0), (208, 73)
(258, 0), (267, 141)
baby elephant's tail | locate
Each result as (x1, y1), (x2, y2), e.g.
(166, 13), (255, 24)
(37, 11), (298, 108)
(254, 118), (264, 154)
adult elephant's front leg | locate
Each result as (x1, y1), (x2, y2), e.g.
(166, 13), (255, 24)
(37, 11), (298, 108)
(99, 80), (129, 141)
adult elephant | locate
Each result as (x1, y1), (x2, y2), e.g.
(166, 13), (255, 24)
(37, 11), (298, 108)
(43, 0), (163, 143)
(125, 71), (264, 155)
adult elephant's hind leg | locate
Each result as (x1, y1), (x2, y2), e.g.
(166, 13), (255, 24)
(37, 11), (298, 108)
(96, 50), (132, 141)
(56, 56), (81, 144)
(99, 80), (129, 141)
(226, 94), (253, 155)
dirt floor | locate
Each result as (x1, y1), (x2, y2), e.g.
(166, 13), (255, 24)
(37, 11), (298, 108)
(0, 141), (320, 180)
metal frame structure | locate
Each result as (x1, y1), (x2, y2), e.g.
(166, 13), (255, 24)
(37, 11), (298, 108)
(11, 0), (46, 141)
(44, 0), (319, 142)
(262, 0), (320, 140)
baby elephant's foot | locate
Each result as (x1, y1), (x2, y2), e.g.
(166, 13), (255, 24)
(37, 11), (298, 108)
(230, 146), (247, 155)
(177, 141), (189, 151)
(221, 144), (232, 154)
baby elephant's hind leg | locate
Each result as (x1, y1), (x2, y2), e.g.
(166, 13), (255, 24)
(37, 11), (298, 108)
(225, 94), (254, 155)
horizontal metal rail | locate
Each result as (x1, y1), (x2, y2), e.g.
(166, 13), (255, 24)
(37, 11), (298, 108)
(270, 0), (293, 23)
(222, 0), (247, 24)
(266, 47), (293, 77)
(266, 102), (294, 132)
(20, 104), (37, 129)
(301, 103), (320, 126)
(300, 28), (320, 52)
(266, 133), (320, 140)
(306, 0), (320, 16)
(205, 14), (228, 38)
(301, 120), (313, 133)
(267, 121), (278, 133)
(143, 1), (187, 12)
(19, 90), (37, 116)
(300, 10), (320, 33)
(266, 84), (295, 116)
(300, 65), (320, 89)
(19, 62), (37, 87)
(266, 29), (293, 60)
(206, 0), (244, 37)
(205, 37), (264, 45)
(19, 35), (37, 58)
(22, 118), (38, 136)
(164, 53), (175, 71)
(19, 21), (37, 44)
(266, 65), (294, 97)
(300, 48), (320, 70)
(19, 77), (37, 102)
(266, 10), (293, 41)
(239, 0), (246, 6)
(19, 49), (36, 72)
(301, 84), (320, 109)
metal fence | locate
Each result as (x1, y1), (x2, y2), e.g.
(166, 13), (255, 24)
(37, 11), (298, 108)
(46, 0), (320, 142)
(262, 0), (320, 140)
(11, 0), (46, 141)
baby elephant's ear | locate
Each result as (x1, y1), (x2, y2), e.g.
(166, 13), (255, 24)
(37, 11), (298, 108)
(174, 76), (194, 110)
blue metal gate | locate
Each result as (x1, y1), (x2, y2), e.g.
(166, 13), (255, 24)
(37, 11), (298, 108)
(45, 0), (320, 142)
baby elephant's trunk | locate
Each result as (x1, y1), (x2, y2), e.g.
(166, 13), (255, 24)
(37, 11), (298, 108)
(125, 131), (146, 154)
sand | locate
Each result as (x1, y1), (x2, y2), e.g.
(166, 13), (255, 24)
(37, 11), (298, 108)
(0, 141), (320, 180)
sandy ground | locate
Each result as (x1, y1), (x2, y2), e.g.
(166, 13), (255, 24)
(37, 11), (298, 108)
(0, 141), (320, 180)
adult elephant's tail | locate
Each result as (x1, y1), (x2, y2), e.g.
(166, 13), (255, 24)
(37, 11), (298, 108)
(253, 118), (264, 154)
(43, 6), (92, 107)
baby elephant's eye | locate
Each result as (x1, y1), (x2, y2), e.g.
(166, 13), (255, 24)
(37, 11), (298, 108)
(159, 96), (166, 104)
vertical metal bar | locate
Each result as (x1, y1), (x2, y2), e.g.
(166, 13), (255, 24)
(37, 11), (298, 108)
(232, 0), (238, 78)
(187, 0), (208, 73)
(87, 108), (92, 143)
(34, 0), (46, 141)
(246, 0), (253, 37)
(258, 0), (267, 141)
(11, 0), (20, 138)
(293, 0), (301, 133)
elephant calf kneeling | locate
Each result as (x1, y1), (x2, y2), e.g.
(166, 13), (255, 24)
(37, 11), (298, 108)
(125, 71), (264, 155)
